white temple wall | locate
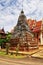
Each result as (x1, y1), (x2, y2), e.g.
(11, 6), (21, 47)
(40, 32), (43, 45)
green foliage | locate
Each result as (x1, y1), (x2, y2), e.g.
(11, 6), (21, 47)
(6, 32), (11, 42)
(0, 51), (26, 59)
(0, 32), (11, 46)
(0, 39), (5, 46)
(5, 32), (11, 54)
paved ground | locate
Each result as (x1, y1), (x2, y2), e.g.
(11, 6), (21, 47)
(0, 56), (43, 65)
(32, 50), (43, 59)
(0, 46), (43, 65)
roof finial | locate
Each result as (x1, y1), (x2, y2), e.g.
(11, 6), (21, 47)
(21, 0), (24, 13)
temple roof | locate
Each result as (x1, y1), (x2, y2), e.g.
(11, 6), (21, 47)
(27, 19), (42, 33)
(0, 28), (5, 34)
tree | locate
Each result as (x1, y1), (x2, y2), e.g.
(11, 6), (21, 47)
(16, 44), (19, 56)
(5, 32), (11, 54)
(0, 38), (6, 48)
(6, 43), (10, 55)
(6, 32), (11, 41)
(0, 39), (3, 48)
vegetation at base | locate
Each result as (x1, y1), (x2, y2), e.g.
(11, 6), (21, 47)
(0, 51), (26, 59)
(5, 32), (11, 55)
(0, 32), (11, 47)
(0, 32), (11, 54)
(16, 44), (19, 56)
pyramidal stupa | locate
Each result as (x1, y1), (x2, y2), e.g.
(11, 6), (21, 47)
(11, 10), (38, 49)
(12, 10), (33, 38)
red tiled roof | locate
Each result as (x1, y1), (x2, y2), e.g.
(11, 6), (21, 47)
(27, 19), (42, 33)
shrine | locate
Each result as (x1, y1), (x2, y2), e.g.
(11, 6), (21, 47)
(10, 10), (38, 51)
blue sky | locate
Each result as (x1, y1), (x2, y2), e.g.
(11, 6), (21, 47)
(0, 0), (43, 32)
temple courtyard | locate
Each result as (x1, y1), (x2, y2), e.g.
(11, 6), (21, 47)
(32, 48), (43, 59)
(0, 46), (43, 65)
(0, 55), (43, 65)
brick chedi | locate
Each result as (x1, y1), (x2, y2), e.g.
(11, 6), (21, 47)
(10, 10), (38, 51)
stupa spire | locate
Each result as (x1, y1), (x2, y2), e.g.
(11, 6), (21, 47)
(20, 0), (24, 15)
(21, 0), (23, 11)
(21, 0), (24, 14)
(21, 10), (24, 13)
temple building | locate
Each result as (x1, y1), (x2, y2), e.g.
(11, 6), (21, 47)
(0, 28), (6, 39)
(0, 28), (6, 48)
(27, 19), (43, 45)
(10, 10), (38, 51)
(40, 18), (43, 45)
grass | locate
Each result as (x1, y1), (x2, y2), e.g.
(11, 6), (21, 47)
(0, 51), (26, 59)
(0, 47), (42, 59)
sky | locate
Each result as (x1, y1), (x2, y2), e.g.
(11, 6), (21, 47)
(0, 0), (43, 32)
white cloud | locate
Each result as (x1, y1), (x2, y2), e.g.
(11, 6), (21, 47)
(0, 0), (43, 32)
